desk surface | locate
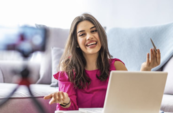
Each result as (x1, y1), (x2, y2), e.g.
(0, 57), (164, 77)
(55, 111), (170, 113)
(55, 108), (166, 113)
(55, 111), (80, 113)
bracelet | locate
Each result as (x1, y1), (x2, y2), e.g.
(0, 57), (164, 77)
(60, 100), (71, 107)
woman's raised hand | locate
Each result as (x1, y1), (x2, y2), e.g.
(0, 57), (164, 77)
(44, 91), (70, 105)
(140, 48), (161, 71)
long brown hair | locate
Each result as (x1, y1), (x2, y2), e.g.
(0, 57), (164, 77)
(59, 13), (112, 89)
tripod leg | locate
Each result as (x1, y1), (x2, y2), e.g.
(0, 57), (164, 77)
(27, 86), (46, 113)
(0, 85), (19, 108)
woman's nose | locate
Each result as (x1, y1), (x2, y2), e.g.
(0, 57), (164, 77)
(86, 33), (93, 40)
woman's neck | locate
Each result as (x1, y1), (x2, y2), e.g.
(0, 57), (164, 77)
(84, 53), (98, 70)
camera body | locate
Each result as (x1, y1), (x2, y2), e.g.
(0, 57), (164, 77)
(0, 26), (47, 57)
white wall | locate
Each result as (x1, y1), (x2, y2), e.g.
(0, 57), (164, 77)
(83, 0), (173, 29)
(107, 0), (173, 28)
(0, 0), (173, 29)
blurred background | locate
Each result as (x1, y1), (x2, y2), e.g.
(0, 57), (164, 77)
(0, 0), (173, 61)
(0, 1), (172, 112)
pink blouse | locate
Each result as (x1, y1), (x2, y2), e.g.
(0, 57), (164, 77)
(53, 58), (124, 110)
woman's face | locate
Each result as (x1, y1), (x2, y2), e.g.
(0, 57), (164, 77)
(76, 20), (101, 56)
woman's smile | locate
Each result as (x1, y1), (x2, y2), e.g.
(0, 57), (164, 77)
(86, 41), (97, 48)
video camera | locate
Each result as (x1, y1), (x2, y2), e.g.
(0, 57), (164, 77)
(0, 26), (47, 57)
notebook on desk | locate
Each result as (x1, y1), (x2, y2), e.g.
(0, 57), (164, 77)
(79, 71), (167, 113)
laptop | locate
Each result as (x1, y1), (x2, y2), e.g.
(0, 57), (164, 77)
(79, 71), (167, 113)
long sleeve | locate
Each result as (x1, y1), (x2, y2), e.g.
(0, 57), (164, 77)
(53, 71), (78, 110)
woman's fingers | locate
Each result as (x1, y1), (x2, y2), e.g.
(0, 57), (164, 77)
(49, 93), (56, 104)
(57, 92), (61, 102)
(152, 48), (157, 65)
(44, 94), (52, 99)
(49, 97), (54, 104)
(146, 53), (150, 66)
(150, 48), (161, 67)
(153, 48), (156, 59)
(46, 92), (69, 105)
(150, 49), (154, 65)
(48, 92), (67, 105)
(49, 93), (60, 104)
(57, 92), (65, 104)
(59, 92), (64, 102)
(61, 92), (65, 101)
(156, 49), (161, 65)
(142, 48), (161, 71)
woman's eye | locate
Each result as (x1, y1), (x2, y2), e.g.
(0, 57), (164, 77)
(91, 30), (97, 33)
(79, 33), (85, 37)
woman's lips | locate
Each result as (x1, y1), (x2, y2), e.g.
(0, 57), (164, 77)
(86, 42), (97, 48)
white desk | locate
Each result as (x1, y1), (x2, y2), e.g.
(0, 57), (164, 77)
(55, 111), (81, 113)
(55, 109), (166, 113)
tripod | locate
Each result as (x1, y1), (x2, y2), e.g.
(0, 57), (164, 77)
(0, 63), (46, 113)
(0, 26), (48, 113)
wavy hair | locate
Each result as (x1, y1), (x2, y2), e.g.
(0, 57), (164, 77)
(59, 13), (112, 89)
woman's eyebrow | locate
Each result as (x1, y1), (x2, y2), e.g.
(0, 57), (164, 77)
(77, 26), (96, 33)
(77, 30), (84, 34)
(90, 26), (96, 29)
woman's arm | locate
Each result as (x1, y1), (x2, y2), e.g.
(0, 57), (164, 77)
(114, 61), (128, 71)
(44, 71), (78, 110)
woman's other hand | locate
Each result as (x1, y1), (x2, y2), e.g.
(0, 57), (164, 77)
(44, 91), (70, 105)
(140, 48), (161, 71)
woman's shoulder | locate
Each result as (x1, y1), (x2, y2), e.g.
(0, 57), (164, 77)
(53, 60), (71, 81)
(110, 58), (125, 64)
(110, 58), (126, 70)
(53, 71), (69, 81)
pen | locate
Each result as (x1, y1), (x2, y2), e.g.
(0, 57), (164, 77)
(150, 38), (157, 54)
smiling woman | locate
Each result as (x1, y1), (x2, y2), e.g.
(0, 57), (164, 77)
(60, 13), (113, 88)
(44, 13), (160, 111)
(44, 13), (126, 110)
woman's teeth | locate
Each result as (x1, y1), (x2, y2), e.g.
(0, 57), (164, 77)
(87, 42), (97, 46)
